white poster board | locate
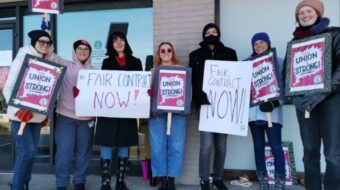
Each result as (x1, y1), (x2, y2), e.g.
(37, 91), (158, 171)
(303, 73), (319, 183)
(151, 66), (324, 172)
(75, 70), (152, 118)
(199, 60), (252, 136)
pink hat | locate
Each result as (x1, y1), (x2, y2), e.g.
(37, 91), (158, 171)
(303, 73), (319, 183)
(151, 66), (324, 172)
(295, 0), (324, 21)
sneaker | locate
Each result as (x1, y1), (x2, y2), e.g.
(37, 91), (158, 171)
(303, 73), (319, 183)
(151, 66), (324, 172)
(212, 180), (228, 190)
(200, 180), (210, 190)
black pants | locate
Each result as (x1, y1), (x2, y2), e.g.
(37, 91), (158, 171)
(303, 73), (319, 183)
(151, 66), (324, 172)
(296, 92), (340, 190)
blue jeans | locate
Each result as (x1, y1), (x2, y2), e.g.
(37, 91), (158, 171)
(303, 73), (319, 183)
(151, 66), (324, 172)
(55, 114), (94, 187)
(11, 121), (41, 190)
(100, 146), (129, 159)
(149, 114), (187, 177)
(249, 121), (285, 175)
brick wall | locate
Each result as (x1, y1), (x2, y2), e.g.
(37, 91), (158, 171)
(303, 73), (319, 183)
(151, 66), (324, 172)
(153, 0), (215, 185)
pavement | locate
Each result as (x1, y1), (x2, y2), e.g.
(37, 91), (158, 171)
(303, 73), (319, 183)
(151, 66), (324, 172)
(0, 173), (306, 190)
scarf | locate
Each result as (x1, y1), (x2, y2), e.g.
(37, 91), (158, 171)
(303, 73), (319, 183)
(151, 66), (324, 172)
(115, 54), (126, 67)
(293, 17), (330, 39)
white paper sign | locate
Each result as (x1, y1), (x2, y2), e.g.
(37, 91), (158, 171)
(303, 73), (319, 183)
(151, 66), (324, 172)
(76, 70), (152, 118)
(199, 60), (252, 136)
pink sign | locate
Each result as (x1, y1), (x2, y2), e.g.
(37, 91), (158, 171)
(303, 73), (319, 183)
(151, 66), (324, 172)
(290, 39), (325, 92)
(157, 70), (186, 111)
(250, 52), (280, 104)
(0, 67), (10, 89)
(265, 146), (293, 185)
(30, 0), (62, 14)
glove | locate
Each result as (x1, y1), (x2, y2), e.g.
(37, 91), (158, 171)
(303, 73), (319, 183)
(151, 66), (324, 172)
(41, 117), (49, 127)
(16, 110), (33, 122)
(259, 100), (280, 112)
(73, 86), (79, 98)
(292, 93), (328, 112)
(147, 88), (153, 97)
(200, 92), (211, 105)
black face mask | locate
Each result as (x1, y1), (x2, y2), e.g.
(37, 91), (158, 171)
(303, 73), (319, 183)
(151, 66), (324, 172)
(204, 35), (219, 45)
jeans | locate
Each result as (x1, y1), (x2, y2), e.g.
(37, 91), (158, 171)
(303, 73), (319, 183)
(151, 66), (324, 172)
(249, 121), (285, 175)
(55, 114), (94, 187)
(296, 92), (340, 190)
(11, 121), (41, 190)
(199, 131), (227, 181)
(100, 146), (129, 159)
(149, 114), (187, 177)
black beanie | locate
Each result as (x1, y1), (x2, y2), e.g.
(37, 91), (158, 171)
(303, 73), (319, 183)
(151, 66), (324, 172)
(73, 40), (92, 53)
(202, 23), (221, 40)
(28, 30), (52, 47)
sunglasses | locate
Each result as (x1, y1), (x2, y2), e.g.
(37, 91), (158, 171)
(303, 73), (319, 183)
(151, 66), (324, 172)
(37, 39), (52, 47)
(160, 48), (172, 54)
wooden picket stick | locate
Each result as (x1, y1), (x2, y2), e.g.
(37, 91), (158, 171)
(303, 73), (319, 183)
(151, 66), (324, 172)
(264, 100), (273, 127)
(18, 122), (26, 135)
(166, 112), (172, 135)
(305, 111), (310, 118)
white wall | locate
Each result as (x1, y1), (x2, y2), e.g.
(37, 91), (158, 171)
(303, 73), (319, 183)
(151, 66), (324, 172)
(219, 0), (340, 172)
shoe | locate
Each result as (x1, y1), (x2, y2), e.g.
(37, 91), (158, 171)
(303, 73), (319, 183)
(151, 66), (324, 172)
(274, 171), (286, 190)
(158, 177), (167, 190)
(100, 159), (112, 190)
(212, 180), (228, 190)
(256, 171), (269, 190)
(115, 157), (129, 190)
(57, 187), (67, 190)
(167, 177), (176, 190)
(200, 180), (210, 190)
(74, 183), (85, 190)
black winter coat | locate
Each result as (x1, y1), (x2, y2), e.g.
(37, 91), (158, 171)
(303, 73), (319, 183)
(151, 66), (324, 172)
(189, 41), (238, 110)
(94, 55), (143, 147)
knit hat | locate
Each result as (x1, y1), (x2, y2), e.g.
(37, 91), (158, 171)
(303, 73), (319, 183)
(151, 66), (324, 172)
(73, 40), (92, 53)
(251, 32), (271, 48)
(295, 0), (324, 21)
(28, 30), (52, 47)
(202, 23), (221, 40)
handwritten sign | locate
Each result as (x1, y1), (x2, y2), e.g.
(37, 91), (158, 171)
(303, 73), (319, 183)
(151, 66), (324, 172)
(249, 49), (281, 105)
(29, 0), (64, 14)
(199, 60), (252, 136)
(265, 142), (297, 185)
(151, 67), (192, 114)
(76, 70), (152, 118)
(285, 33), (332, 96)
(8, 54), (66, 115)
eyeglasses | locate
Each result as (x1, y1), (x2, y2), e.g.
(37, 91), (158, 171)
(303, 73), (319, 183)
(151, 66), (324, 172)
(37, 39), (52, 47)
(76, 47), (90, 52)
(160, 48), (172, 54)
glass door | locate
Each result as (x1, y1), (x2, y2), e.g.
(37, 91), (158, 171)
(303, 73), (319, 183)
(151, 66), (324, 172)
(0, 23), (15, 171)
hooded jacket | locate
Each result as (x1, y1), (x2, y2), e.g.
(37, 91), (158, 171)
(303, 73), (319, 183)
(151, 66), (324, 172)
(3, 45), (51, 122)
(189, 24), (238, 110)
(53, 39), (93, 120)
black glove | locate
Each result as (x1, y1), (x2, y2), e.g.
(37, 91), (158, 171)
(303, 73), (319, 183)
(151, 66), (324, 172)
(200, 91), (211, 105)
(259, 100), (280, 112)
(292, 93), (328, 112)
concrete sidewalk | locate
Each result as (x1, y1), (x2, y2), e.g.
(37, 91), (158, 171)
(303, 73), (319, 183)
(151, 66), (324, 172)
(0, 173), (305, 190)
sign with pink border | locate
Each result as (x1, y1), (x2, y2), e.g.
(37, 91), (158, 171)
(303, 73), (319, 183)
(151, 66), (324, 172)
(8, 54), (66, 115)
(29, 0), (64, 14)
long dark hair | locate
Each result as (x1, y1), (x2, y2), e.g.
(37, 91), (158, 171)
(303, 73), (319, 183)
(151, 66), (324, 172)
(106, 31), (133, 57)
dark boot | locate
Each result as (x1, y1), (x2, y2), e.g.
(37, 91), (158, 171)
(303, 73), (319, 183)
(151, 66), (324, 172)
(24, 182), (29, 190)
(212, 180), (228, 190)
(158, 177), (167, 190)
(115, 157), (129, 190)
(200, 180), (210, 190)
(274, 172), (286, 190)
(167, 177), (176, 190)
(100, 159), (112, 190)
(256, 171), (269, 190)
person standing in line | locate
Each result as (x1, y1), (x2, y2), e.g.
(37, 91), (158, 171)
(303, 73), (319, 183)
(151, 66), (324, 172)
(287, 0), (340, 189)
(3, 30), (51, 190)
(94, 31), (142, 190)
(189, 23), (237, 190)
(248, 32), (286, 190)
(148, 42), (188, 190)
(53, 39), (94, 190)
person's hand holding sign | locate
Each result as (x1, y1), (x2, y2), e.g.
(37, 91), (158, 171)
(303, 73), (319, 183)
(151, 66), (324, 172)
(73, 86), (79, 98)
(259, 100), (280, 127)
(16, 110), (33, 135)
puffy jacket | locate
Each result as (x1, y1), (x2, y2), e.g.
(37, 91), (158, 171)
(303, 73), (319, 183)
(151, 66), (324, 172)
(3, 45), (50, 122)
